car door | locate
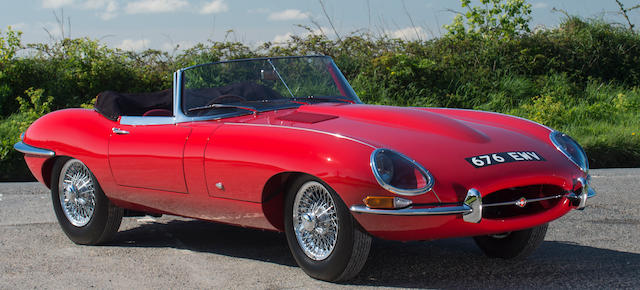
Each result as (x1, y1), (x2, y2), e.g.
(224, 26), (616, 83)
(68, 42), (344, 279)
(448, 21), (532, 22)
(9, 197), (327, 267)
(108, 122), (192, 193)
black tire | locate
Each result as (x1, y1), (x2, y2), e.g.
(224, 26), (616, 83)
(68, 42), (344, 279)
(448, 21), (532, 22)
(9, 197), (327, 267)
(51, 157), (123, 245)
(284, 177), (371, 282)
(473, 223), (548, 259)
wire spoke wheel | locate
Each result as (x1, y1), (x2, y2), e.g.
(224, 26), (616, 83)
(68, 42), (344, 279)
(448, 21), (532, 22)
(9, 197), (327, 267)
(59, 159), (96, 227)
(292, 181), (339, 260)
(285, 177), (371, 281)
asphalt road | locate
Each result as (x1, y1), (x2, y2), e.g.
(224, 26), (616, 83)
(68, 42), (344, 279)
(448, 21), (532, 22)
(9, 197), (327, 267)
(1, 168), (639, 289)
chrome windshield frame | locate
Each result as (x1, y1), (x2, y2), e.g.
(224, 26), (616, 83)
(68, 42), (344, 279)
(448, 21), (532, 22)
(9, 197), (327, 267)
(120, 56), (360, 126)
(174, 55), (361, 124)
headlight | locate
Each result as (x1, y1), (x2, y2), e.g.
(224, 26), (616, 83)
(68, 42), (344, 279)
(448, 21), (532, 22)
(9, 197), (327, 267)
(550, 131), (589, 173)
(373, 151), (394, 183)
(370, 148), (434, 196)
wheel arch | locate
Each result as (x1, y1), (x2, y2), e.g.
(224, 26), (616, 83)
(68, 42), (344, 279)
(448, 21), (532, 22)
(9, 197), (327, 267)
(41, 156), (67, 189)
(261, 171), (308, 231)
(43, 155), (107, 186)
(260, 171), (367, 232)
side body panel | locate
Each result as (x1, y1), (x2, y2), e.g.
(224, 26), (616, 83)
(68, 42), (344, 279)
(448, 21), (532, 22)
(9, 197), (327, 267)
(108, 124), (191, 193)
(203, 122), (389, 206)
(182, 124), (221, 195)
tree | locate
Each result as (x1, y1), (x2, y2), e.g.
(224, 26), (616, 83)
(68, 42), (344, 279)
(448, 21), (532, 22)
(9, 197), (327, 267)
(0, 26), (22, 64)
(444, 0), (532, 39)
(615, 0), (640, 31)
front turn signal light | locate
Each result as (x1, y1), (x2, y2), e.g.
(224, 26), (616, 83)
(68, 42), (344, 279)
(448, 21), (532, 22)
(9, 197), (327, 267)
(363, 196), (412, 209)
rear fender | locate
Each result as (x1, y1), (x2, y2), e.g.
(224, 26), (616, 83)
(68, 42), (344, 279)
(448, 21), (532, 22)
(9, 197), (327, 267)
(22, 109), (116, 192)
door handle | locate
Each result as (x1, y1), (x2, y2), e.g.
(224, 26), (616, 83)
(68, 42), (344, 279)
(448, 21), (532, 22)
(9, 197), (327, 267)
(112, 128), (130, 135)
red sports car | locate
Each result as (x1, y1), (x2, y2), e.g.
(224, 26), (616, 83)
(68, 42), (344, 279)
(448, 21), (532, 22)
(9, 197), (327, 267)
(15, 56), (595, 282)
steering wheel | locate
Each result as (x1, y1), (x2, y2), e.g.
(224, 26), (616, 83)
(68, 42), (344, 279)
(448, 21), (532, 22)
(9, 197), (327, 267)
(208, 94), (246, 105)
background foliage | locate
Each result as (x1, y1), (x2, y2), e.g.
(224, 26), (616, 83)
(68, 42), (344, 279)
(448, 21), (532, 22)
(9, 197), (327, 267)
(1, 1), (639, 180)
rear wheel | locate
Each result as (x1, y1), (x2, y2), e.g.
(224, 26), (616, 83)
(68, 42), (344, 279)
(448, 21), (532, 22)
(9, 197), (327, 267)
(284, 177), (371, 282)
(51, 157), (123, 245)
(473, 223), (548, 259)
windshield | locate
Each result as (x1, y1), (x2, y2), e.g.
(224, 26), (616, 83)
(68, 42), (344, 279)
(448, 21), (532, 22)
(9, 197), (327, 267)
(181, 56), (360, 117)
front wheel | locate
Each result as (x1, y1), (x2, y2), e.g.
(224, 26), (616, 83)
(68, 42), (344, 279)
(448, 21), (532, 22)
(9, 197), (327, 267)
(51, 157), (123, 245)
(284, 177), (371, 282)
(473, 223), (548, 259)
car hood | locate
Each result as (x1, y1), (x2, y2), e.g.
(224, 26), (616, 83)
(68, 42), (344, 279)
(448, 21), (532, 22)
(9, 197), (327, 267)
(273, 103), (552, 150)
(256, 103), (580, 201)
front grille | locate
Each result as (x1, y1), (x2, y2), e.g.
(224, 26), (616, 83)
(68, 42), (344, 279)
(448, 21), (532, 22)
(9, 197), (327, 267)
(482, 185), (565, 219)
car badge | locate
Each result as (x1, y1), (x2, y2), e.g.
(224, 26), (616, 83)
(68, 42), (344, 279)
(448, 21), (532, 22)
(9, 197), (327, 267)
(515, 197), (527, 207)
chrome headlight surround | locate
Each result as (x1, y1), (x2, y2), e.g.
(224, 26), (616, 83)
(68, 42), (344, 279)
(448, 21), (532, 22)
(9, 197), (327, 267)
(550, 131), (589, 173)
(370, 148), (435, 196)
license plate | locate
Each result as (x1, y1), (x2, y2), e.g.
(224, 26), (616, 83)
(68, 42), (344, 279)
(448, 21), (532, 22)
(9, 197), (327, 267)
(465, 151), (545, 168)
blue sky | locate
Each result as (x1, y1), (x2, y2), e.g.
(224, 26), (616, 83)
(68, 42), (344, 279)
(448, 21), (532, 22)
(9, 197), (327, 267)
(3, 0), (640, 51)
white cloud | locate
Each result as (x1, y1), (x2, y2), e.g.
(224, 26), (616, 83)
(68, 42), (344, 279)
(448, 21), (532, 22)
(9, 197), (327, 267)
(125, 0), (188, 14)
(100, 1), (118, 20)
(268, 9), (310, 21)
(532, 2), (549, 9)
(200, 0), (228, 14)
(272, 32), (293, 43)
(80, 0), (119, 20)
(42, 0), (75, 8)
(116, 38), (149, 51)
(82, 0), (107, 9)
(387, 26), (428, 41)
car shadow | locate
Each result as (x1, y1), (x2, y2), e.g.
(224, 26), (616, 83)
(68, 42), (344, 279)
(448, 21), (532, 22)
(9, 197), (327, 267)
(351, 239), (639, 288)
(108, 219), (640, 288)
(108, 218), (297, 267)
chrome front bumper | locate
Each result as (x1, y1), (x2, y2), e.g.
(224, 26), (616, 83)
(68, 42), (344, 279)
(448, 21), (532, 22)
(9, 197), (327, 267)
(350, 178), (596, 223)
(566, 177), (596, 210)
(349, 203), (473, 216)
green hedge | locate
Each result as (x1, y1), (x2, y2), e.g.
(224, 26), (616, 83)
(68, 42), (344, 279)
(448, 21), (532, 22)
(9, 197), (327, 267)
(1, 17), (639, 181)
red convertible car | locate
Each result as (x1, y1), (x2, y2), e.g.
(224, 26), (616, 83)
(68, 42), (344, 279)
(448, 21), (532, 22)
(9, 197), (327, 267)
(15, 55), (595, 282)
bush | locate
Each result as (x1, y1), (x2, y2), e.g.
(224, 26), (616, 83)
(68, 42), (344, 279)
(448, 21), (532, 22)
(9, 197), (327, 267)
(1, 10), (640, 180)
(0, 88), (52, 180)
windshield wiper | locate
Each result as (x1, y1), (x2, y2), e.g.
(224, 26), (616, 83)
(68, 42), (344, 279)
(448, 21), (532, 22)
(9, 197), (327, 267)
(188, 103), (258, 114)
(291, 96), (354, 104)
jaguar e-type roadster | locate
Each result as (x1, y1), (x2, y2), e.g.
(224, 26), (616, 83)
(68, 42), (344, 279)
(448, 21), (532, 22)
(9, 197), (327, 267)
(15, 55), (595, 282)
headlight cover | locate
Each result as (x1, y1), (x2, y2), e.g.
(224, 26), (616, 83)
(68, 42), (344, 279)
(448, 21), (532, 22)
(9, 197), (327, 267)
(550, 131), (589, 173)
(370, 148), (435, 196)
